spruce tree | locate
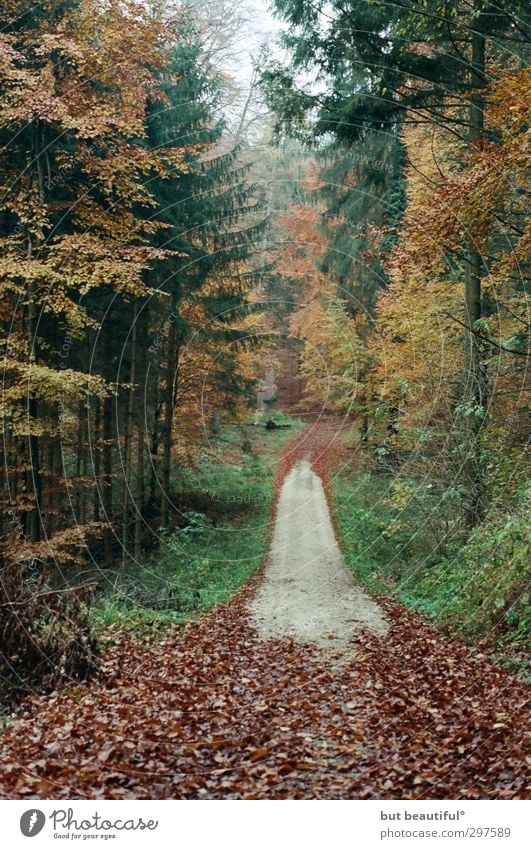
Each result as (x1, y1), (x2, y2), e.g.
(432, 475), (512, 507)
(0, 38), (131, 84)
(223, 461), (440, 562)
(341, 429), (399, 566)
(132, 27), (263, 536)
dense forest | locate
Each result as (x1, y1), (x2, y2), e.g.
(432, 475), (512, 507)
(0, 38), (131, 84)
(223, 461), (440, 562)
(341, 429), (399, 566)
(0, 0), (528, 803)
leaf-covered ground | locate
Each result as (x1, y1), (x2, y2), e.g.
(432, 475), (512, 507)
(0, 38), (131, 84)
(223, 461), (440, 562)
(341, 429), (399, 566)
(0, 418), (528, 799)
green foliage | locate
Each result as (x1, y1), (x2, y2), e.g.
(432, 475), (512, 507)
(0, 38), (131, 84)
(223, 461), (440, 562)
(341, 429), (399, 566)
(146, 34), (261, 318)
(317, 133), (406, 317)
(333, 471), (530, 673)
(405, 496), (530, 663)
(333, 472), (440, 590)
(264, 0), (528, 144)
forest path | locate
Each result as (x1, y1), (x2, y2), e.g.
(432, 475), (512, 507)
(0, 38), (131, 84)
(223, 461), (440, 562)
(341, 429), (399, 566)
(249, 458), (387, 654)
(0, 418), (527, 800)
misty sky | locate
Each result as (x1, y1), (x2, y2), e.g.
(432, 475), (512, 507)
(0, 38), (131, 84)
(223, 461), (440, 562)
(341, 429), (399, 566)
(236, 0), (286, 81)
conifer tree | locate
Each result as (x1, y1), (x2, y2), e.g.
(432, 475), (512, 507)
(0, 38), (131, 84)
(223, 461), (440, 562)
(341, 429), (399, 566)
(116, 20), (264, 544)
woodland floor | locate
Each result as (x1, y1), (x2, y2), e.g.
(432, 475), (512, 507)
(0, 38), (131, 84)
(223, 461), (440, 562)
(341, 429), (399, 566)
(0, 417), (528, 799)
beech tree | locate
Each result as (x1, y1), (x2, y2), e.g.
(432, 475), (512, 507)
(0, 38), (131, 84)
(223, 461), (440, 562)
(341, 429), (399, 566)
(0, 0), (180, 554)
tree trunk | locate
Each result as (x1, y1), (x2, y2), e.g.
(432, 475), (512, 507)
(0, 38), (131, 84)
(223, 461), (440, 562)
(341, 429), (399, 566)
(134, 305), (147, 559)
(75, 408), (84, 522)
(26, 265), (41, 543)
(149, 386), (161, 504)
(47, 428), (56, 537)
(160, 319), (177, 530)
(360, 377), (371, 445)
(80, 406), (88, 525)
(463, 18), (486, 527)
(102, 392), (113, 567)
(26, 396), (41, 543)
(122, 304), (137, 565)
(134, 417), (144, 560)
(93, 397), (101, 522)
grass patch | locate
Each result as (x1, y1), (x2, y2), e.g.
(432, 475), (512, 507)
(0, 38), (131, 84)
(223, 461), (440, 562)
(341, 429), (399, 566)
(332, 469), (530, 675)
(92, 416), (303, 637)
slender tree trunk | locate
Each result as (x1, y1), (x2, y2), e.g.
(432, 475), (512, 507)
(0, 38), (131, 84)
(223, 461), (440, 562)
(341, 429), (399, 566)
(134, 305), (147, 559)
(134, 416), (144, 560)
(122, 304), (137, 565)
(75, 408), (84, 521)
(26, 269), (41, 543)
(93, 397), (101, 522)
(80, 410), (88, 526)
(102, 391), (113, 566)
(463, 19), (486, 527)
(47, 430), (56, 537)
(102, 325), (114, 566)
(27, 398), (41, 543)
(25, 120), (48, 544)
(160, 319), (177, 530)
(149, 383), (161, 504)
(360, 376), (371, 445)
(12, 430), (20, 535)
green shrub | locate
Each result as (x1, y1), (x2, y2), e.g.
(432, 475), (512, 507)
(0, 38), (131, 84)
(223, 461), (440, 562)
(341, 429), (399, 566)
(333, 471), (530, 673)
(410, 498), (530, 651)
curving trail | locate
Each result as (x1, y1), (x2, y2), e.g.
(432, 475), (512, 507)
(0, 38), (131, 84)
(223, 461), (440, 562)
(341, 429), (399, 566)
(249, 459), (387, 654)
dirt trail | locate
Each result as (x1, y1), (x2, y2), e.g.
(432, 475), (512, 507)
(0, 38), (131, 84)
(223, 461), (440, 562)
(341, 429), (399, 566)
(249, 459), (387, 654)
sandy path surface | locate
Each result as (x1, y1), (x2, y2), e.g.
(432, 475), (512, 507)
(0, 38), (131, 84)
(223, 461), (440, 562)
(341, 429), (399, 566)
(248, 459), (388, 655)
